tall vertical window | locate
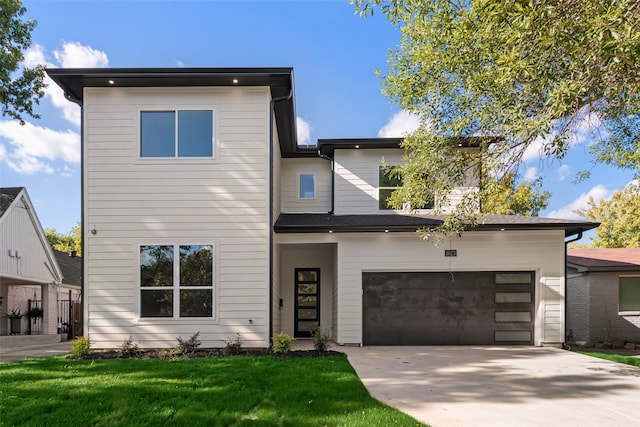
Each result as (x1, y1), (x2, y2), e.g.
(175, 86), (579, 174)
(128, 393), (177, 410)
(140, 244), (214, 318)
(140, 110), (214, 158)
(299, 174), (316, 199)
(378, 165), (402, 210)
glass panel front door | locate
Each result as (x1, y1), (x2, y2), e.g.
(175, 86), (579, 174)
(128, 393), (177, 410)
(295, 268), (320, 337)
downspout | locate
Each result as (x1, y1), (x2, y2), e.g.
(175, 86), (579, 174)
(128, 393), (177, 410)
(564, 230), (583, 348)
(269, 90), (292, 347)
(318, 150), (334, 214)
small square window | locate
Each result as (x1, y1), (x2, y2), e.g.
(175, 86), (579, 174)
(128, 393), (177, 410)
(299, 174), (315, 199)
(141, 110), (214, 158)
(619, 276), (640, 311)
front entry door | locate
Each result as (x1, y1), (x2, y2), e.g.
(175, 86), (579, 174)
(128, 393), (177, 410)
(294, 268), (320, 337)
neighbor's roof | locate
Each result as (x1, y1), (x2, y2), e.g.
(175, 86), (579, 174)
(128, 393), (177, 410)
(45, 67), (310, 158)
(0, 187), (24, 218)
(275, 213), (599, 237)
(567, 248), (640, 272)
(54, 250), (82, 287)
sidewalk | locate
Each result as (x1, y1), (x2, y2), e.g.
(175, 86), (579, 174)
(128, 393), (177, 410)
(0, 340), (74, 363)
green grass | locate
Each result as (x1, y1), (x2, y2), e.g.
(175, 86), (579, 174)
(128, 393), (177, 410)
(0, 355), (426, 427)
(578, 351), (640, 368)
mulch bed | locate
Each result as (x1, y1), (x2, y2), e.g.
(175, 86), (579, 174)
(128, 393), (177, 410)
(79, 348), (345, 360)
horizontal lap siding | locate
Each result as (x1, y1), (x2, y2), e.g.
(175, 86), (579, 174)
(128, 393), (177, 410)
(280, 158), (332, 213)
(83, 87), (270, 349)
(335, 230), (565, 346)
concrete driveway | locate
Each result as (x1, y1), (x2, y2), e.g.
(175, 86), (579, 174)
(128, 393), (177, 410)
(341, 346), (640, 427)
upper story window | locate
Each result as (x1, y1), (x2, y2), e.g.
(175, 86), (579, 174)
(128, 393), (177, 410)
(140, 110), (214, 158)
(378, 165), (402, 210)
(299, 174), (316, 199)
(619, 276), (640, 312)
(140, 244), (214, 318)
(378, 165), (435, 211)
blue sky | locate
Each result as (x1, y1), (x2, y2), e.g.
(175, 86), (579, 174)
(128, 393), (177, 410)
(1, 0), (635, 244)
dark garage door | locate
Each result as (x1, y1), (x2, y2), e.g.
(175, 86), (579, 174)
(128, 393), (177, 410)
(363, 271), (534, 345)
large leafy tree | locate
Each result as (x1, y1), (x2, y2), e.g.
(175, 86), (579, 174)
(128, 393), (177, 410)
(0, 0), (45, 124)
(354, 0), (640, 235)
(482, 172), (551, 216)
(575, 183), (640, 248)
(45, 223), (82, 256)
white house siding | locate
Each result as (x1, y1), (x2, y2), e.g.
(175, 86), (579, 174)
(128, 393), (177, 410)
(334, 230), (566, 346)
(83, 87), (272, 348)
(333, 149), (479, 215)
(271, 121), (282, 335)
(280, 158), (332, 213)
(0, 194), (60, 285)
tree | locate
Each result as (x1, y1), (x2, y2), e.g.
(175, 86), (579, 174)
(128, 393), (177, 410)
(1, 0), (46, 124)
(45, 223), (82, 256)
(482, 172), (551, 217)
(354, 0), (640, 235)
(575, 183), (640, 248)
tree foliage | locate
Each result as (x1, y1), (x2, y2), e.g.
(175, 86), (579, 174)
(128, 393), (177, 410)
(45, 223), (81, 256)
(354, 0), (640, 235)
(482, 172), (551, 216)
(575, 183), (640, 248)
(0, 0), (46, 124)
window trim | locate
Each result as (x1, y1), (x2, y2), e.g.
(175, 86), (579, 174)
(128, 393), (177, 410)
(138, 242), (217, 321)
(298, 173), (316, 200)
(378, 165), (403, 211)
(619, 275), (640, 314)
(138, 108), (216, 160)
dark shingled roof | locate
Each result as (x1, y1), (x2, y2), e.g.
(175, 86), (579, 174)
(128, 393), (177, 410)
(274, 213), (599, 237)
(568, 248), (640, 272)
(0, 187), (24, 218)
(54, 250), (82, 287)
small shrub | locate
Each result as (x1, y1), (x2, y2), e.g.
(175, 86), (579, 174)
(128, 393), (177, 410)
(159, 347), (183, 360)
(70, 336), (91, 358)
(117, 336), (140, 358)
(223, 332), (242, 356)
(176, 331), (201, 355)
(272, 332), (294, 354)
(312, 324), (330, 352)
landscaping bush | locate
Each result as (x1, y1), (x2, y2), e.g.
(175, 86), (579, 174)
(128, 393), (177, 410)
(312, 324), (330, 352)
(272, 332), (294, 353)
(70, 336), (91, 358)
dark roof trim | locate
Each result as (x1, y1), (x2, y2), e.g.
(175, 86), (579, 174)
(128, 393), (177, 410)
(274, 213), (599, 237)
(567, 262), (640, 273)
(317, 136), (493, 157)
(45, 67), (304, 157)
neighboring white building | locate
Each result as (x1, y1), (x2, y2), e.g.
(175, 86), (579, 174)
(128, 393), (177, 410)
(47, 68), (598, 349)
(0, 187), (62, 337)
(567, 248), (640, 343)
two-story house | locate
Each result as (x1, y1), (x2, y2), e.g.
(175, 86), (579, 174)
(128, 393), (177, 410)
(47, 67), (598, 348)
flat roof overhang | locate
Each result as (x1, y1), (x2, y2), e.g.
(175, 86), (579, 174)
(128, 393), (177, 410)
(274, 213), (600, 238)
(45, 67), (309, 157)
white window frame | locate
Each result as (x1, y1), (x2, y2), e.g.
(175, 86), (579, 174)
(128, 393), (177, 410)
(378, 165), (403, 211)
(139, 243), (216, 320)
(298, 173), (316, 200)
(138, 108), (216, 159)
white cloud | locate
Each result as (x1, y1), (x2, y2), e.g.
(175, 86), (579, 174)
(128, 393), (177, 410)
(53, 42), (109, 68)
(296, 117), (312, 146)
(378, 111), (421, 138)
(23, 44), (48, 68)
(523, 167), (539, 182)
(556, 164), (571, 182)
(176, 60), (185, 68)
(0, 120), (80, 174)
(547, 185), (612, 220)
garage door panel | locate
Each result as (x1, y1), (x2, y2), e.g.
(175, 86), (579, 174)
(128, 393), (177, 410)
(363, 271), (534, 345)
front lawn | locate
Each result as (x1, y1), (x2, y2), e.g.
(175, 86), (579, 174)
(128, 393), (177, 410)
(0, 354), (425, 427)
(577, 351), (640, 368)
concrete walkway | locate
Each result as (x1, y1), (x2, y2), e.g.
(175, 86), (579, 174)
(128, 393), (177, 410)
(0, 340), (73, 363)
(340, 346), (640, 427)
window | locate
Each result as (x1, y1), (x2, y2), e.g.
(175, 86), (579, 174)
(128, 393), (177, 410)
(378, 165), (435, 211)
(299, 174), (315, 199)
(140, 110), (214, 158)
(140, 244), (214, 318)
(619, 276), (640, 312)
(378, 165), (402, 210)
